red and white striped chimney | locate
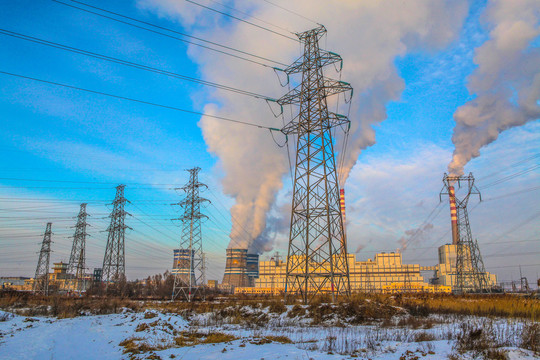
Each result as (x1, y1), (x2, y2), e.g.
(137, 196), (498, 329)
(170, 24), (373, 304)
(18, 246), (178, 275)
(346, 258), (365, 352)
(448, 186), (459, 245)
(340, 188), (346, 228)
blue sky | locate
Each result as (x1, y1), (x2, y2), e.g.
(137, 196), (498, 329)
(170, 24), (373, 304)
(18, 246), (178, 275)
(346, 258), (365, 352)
(0, 0), (538, 286)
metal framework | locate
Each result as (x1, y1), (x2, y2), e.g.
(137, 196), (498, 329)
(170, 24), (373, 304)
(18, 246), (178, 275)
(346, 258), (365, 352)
(441, 173), (490, 293)
(67, 203), (88, 292)
(33, 222), (52, 295)
(102, 185), (130, 284)
(279, 26), (351, 303)
(172, 167), (210, 301)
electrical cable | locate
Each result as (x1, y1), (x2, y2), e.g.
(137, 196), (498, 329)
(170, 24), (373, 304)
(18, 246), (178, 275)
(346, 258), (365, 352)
(0, 29), (276, 101)
(185, 0), (298, 42)
(52, 0), (287, 67)
(261, 0), (319, 25)
(0, 70), (280, 131)
(207, 0), (293, 33)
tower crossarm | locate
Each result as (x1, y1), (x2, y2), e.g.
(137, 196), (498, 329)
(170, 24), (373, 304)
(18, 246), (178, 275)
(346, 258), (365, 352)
(277, 78), (352, 106)
(284, 50), (343, 75)
(282, 112), (350, 135)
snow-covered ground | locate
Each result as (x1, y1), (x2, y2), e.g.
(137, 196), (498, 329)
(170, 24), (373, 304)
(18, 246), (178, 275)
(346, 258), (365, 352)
(0, 309), (537, 360)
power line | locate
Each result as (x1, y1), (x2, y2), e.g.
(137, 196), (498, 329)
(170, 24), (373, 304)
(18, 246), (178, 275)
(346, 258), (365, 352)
(481, 164), (540, 189)
(0, 70), (280, 131)
(52, 0), (287, 68)
(208, 0), (293, 33)
(261, 0), (319, 25)
(185, 0), (298, 42)
(0, 28), (275, 101)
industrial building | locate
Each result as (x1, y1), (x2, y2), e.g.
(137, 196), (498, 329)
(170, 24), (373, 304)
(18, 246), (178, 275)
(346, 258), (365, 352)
(431, 244), (497, 288)
(231, 245), (497, 295)
(238, 251), (450, 295)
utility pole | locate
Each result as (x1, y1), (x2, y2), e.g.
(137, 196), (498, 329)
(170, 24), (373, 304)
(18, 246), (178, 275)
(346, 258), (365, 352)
(33, 222), (52, 295)
(172, 167), (210, 302)
(102, 185), (130, 285)
(67, 203), (88, 292)
(278, 25), (352, 303)
(441, 173), (489, 293)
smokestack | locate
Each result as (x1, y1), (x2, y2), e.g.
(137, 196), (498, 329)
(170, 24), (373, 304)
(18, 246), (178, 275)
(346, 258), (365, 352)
(448, 186), (459, 245)
(340, 189), (346, 230)
(222, 248), (249, 288)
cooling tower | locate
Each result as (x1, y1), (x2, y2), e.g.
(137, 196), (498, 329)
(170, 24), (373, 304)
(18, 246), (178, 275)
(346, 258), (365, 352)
(173, 249), (196, 285)
(246, 253), (259, 286)
(222, 248), (250, 287)
(448, 186), (459, 245)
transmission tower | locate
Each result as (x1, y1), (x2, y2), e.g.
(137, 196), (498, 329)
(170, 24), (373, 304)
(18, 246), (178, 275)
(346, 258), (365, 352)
(278, 25), (352, 303)
(102, 185), (130, 284)
(171, 167), (210, 302)
(33, 222), (52, 295)
(441, 173), (490, 294)
(67, 203), (89, 292)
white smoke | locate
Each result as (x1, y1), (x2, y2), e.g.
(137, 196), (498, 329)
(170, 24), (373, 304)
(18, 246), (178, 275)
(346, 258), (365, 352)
(138, 0), (468, 251)
(448, 0), (540, 176)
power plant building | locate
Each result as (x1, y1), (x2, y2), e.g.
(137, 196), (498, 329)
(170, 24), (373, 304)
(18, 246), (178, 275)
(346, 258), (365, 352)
(246, 251), (449, 294)
(431, 244), (497, 288)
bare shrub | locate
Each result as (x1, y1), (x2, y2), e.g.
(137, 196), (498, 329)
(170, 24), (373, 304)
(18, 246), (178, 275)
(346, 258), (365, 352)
(414, 332), (435, 342)
(0, 312), (12, 322)
(287, 304), (306, 318)
(520, 322), (539, 354)
(454, 322), (508, 360)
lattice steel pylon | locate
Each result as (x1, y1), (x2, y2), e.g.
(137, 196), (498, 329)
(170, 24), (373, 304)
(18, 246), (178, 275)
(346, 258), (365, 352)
(33, 222), (52, 295)
(278, 25), (352, 303)
(67, 203), (88, 292)
(171, 167), (210, 302)
(102, 185), (130, 284)
(441, 173), (490, 294)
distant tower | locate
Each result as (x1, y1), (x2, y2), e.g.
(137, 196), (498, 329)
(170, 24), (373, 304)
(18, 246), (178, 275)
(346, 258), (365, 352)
(441, 173), (489, 293)
(102, 185), (130, 284)
(33, 222), (52, 295)
(278, 25), (352, 303)
(172, 167), (210, 301)
(67, 203), (88, 291)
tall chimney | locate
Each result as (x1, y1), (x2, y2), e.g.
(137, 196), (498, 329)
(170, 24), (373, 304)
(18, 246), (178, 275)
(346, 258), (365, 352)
(448, 186), (459, 245)
(340, 188), (346, 229)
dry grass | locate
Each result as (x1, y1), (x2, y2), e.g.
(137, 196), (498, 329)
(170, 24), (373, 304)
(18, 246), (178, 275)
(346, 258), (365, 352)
(520, 322), (540, 355)
(1, 290), (537, 322)
(202, 332), (238, 344)
(119, 337), (156, 355)
(392, 293), (539, 320)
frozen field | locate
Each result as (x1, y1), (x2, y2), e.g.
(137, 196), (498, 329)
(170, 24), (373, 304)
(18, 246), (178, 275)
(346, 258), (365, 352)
(0, 308), (537, 360)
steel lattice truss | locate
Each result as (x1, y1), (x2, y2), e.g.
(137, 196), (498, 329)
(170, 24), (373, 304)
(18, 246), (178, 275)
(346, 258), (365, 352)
(102, 185), (130, 284)
(67, 203), (88, 291)
(33, 222), (52, 295)
(172, 167), (210, 302)
(441, 173), (490, 294)
(278, 26), (351, 303)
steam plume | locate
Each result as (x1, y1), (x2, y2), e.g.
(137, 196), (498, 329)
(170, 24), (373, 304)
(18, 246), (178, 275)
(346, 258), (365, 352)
(448, 0), (540, 176)
(139, 0), (467, 251)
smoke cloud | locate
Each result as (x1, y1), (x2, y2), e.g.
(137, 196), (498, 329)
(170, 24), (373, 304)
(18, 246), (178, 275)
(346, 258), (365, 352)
(398, 223), (434, 251)
(448, 0), (540, 176)
(139, 0), (467, 251)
